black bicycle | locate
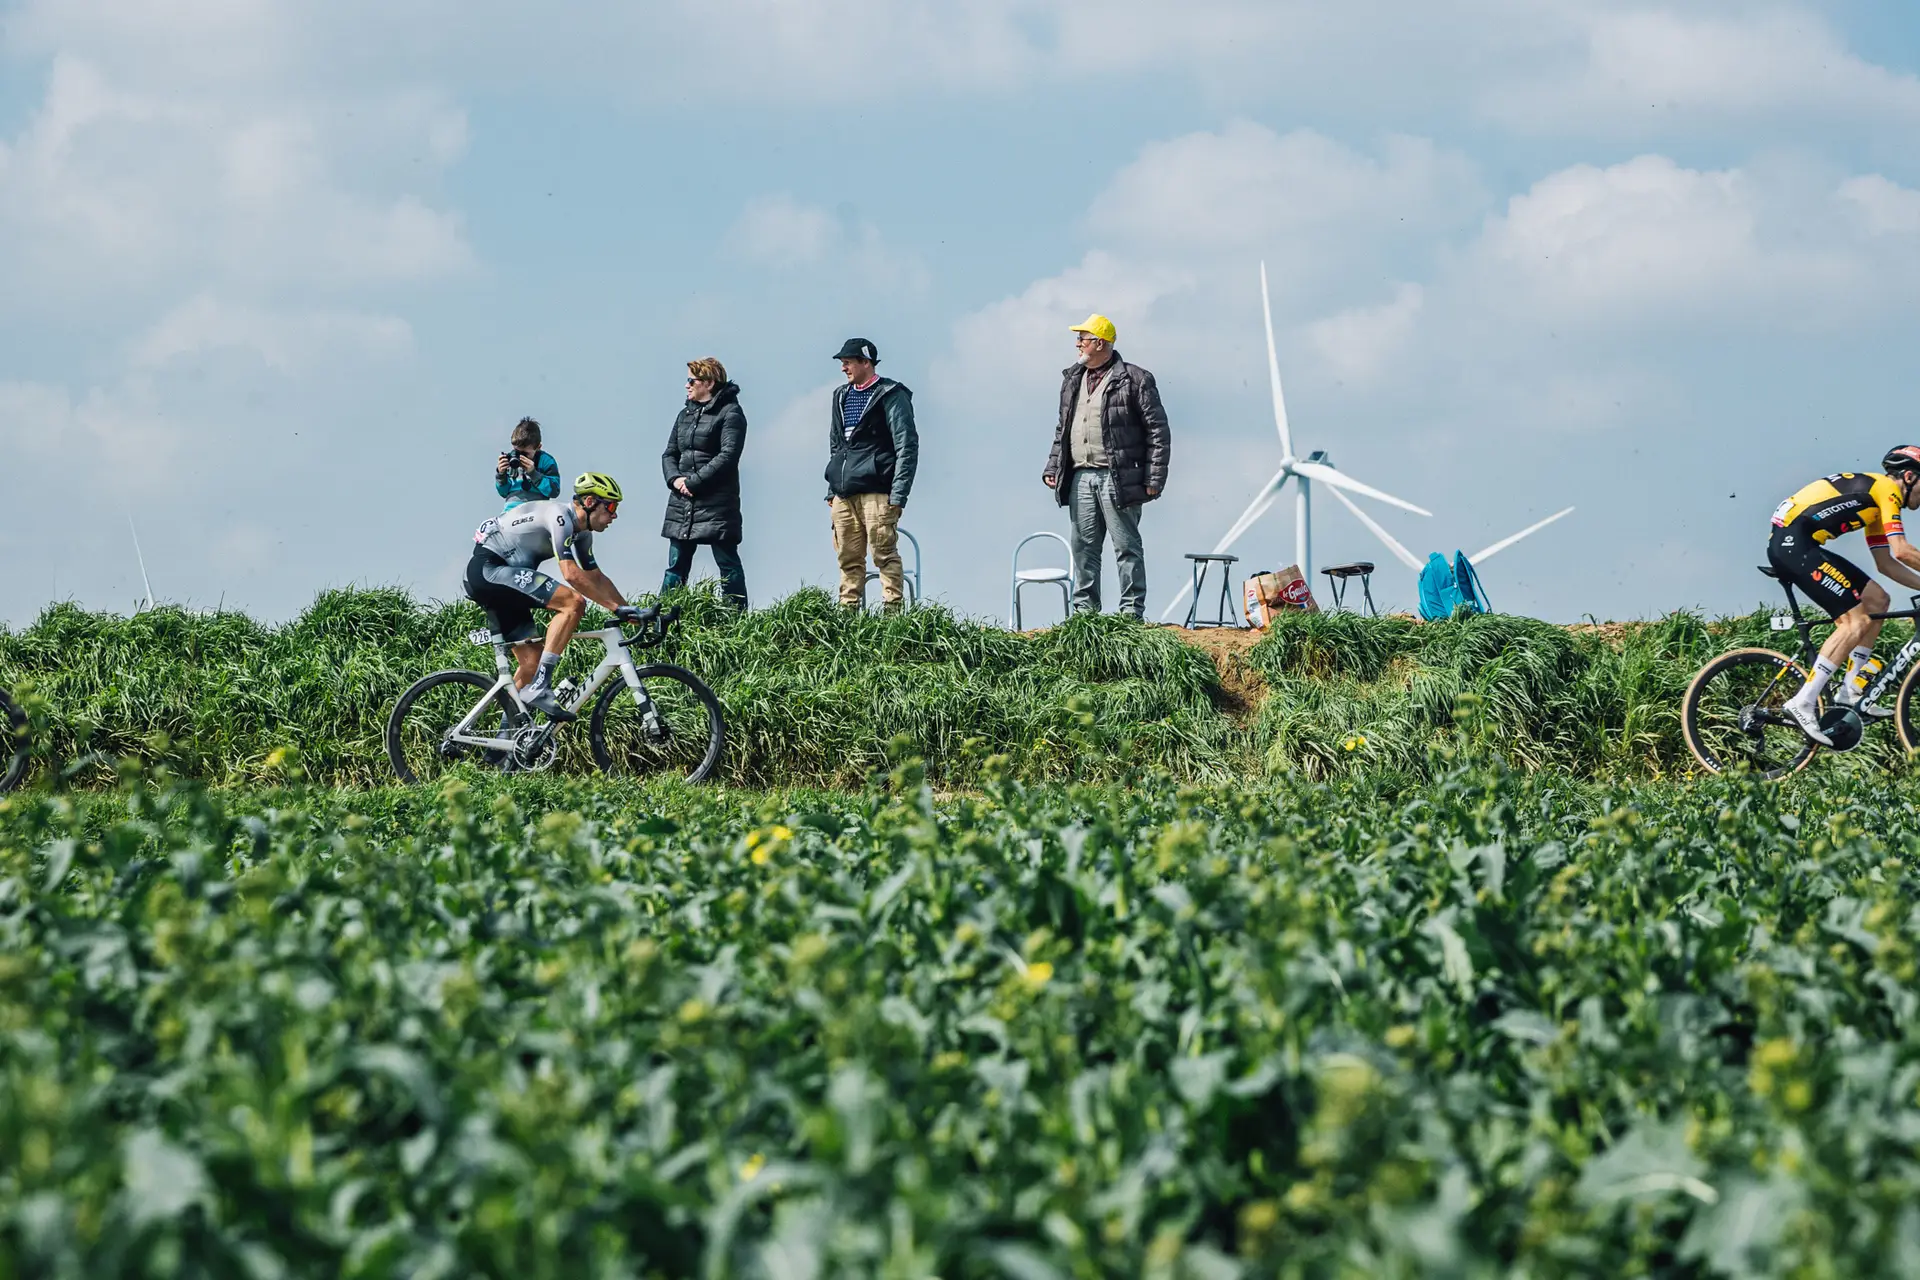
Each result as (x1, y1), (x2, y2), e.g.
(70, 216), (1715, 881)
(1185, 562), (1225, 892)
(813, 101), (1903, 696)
(0, 688), (25, 792)
(387, 605), (725, 785)
(1683, 564), (1920, 777)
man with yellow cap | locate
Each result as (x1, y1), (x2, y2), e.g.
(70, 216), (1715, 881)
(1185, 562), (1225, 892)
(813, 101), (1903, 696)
(1042, 313), (1171, 620)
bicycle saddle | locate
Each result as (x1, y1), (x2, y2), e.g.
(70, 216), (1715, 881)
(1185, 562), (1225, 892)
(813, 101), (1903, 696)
(1757, 566), (1782, 580)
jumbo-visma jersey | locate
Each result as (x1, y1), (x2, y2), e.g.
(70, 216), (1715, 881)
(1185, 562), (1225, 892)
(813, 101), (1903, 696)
(1772, 472), (1907, 548)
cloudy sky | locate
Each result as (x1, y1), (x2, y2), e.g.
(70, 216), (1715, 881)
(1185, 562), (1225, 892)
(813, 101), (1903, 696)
(4, 0), (1918, 627)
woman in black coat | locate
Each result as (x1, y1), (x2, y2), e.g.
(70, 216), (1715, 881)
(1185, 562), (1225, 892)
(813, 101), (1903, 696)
(660, 357), (748, 611)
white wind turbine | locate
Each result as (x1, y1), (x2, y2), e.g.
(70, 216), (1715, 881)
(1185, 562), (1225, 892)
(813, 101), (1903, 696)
(1161, 262), (1432, 621)
(1321, 498), (1578, 578)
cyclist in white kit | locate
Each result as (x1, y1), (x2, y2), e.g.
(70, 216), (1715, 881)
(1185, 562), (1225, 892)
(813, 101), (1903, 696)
(465, 472), (642, 718)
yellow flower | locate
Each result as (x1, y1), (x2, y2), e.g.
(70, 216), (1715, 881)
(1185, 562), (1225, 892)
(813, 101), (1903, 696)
(677, 999), (707, 1024)
(750, 846), (771, 866)
(739, 1152), (766, 1182)
(1342, 735), (1367, 752)
(1022, 961), (1054, 990)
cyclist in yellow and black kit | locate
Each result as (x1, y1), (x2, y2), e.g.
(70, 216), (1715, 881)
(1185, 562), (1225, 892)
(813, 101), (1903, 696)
(1769, 446), (1920, 744)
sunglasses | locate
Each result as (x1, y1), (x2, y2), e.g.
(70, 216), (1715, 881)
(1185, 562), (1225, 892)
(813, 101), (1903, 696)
(687, 376), (712, 385)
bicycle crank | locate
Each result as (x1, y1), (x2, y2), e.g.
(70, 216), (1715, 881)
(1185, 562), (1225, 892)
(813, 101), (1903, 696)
(509, 722), (560, 772)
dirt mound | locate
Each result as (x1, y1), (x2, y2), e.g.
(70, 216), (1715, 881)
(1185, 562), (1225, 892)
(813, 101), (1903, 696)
(1163, 626), (1267, 722)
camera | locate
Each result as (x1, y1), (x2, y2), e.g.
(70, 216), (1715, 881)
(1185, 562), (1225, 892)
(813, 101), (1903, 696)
(501, 451), (525, 471)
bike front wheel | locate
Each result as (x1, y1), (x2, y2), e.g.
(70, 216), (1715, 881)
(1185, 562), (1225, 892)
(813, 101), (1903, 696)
(589, 664), (725, 783)
(1681, 647), (1819, 778)
(387, 670), (521, 784)
(1892, 660), (1920, 755)
(0, 688), (27, 793)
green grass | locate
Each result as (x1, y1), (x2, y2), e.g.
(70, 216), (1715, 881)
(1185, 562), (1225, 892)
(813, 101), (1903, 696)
(1248, 607), (1919, 783)
(8, 752), (1920, 1275)
(1, 588), (1905, 790)
(0, 588), (1237, 789)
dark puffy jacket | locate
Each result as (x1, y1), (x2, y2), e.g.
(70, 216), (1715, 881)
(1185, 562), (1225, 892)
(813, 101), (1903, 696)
(660, 382), (747, 545)
(825, 378), (918, 507)
(1043, 353), (1171, 508)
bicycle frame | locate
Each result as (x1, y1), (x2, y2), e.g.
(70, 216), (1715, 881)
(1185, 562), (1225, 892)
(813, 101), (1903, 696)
(443, 626), (662, 753)
(1765, 572), (1920, 714)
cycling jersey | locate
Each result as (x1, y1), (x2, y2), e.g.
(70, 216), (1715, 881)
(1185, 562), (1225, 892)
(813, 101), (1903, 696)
(472, 499), (598, 572)
(1771, 472), (1907, 549)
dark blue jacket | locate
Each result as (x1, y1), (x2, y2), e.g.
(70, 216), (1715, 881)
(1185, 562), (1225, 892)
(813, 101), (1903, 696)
(825, 378), (918, 507)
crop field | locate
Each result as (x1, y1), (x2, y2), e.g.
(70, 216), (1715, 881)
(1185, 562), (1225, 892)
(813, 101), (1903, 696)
(6, 594), (1920, 1276)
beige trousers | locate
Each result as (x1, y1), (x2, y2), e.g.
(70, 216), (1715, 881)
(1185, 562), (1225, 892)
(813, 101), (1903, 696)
(831, 493), (904, 606)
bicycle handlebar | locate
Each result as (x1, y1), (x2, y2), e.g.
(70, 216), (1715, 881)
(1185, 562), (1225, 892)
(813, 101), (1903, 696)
(617, 605), (681, 648)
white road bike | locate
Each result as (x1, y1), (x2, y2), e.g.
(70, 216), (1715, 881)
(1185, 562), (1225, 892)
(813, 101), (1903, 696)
(385, 605), (725, 784)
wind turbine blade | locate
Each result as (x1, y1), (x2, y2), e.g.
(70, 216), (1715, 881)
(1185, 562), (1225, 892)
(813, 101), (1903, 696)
(1259, 262), (1294, 460)
(127, 514), (155, 611)
(1471, 506), (1575, 563)
(1325, 485), (1422, 571)
(1290, 461), (1432, 517)
(1159, 472), (1291, 621)
(1213, 469), (1290, 554)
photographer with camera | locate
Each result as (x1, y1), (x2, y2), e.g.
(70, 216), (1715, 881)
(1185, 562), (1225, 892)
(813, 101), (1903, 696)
(495, 416), (562, 510)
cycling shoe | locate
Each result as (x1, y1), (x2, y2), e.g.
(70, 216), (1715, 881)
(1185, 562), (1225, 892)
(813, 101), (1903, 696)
(1784, 697), (1832, 746)
(519, 684), (577, 722)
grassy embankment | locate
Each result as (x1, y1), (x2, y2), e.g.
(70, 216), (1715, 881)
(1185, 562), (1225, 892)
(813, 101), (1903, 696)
(0, 587), (1901, 787)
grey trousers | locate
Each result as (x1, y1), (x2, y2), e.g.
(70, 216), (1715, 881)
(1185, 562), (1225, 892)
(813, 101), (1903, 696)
(1067, 467), (1146, 618)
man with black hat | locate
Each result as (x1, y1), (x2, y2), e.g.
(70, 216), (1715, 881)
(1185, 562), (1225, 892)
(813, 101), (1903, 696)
(825, 338), (919, 609)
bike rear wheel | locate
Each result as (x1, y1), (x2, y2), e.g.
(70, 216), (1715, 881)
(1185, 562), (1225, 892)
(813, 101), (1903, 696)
(589, 664), (725, 783)
(1682, 647), (1820, 777)
(387, 670), (521, 784)
(0, 688), (27, 793)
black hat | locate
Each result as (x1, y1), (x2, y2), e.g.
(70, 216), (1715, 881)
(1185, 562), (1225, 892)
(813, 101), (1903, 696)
(833, 338), (879, 363)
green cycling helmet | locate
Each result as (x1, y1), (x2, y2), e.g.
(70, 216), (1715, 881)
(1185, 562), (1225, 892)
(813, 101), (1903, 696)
(574, 472), (623, 502)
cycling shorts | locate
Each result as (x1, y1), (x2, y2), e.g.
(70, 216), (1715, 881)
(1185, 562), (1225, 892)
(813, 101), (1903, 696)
(464, 548), (559, 644)
(1769, 525), (1868, 620)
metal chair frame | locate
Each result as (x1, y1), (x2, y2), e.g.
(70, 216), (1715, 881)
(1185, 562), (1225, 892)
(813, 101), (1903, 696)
(864, 527), (923, 609)
(1011, 532), (1076, 630)
(1321, 562), (1378, 616)
(1182, 553), (1243, 629)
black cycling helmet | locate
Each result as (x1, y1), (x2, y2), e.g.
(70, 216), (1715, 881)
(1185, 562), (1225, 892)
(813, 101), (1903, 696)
(1884, 446), (1920, 477)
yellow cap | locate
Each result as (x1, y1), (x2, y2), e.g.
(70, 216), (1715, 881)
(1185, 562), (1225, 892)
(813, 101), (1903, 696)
(1069, 313), (1116, 343)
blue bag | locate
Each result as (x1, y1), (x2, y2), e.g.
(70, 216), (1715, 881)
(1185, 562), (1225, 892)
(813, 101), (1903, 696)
(1418, 550), (1491, 620)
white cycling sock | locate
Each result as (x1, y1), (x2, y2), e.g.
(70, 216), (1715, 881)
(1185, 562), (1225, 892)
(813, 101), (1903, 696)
(1837, 646), (1875, 703)
(1793, 656), (1839, 708)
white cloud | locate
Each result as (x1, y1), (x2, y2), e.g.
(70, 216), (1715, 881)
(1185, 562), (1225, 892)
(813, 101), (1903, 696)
(723, 193), (928, 291)
(129, 295), (413, 373)
(0, 57), (471, 302)
(1090, 124), (1481, 258)
(727, 194), (841, 268)
(1305, 283), (1424, 383)
(1842, 175), (1920, 237)
(1468, 155), (1920, 327)
(1486, 6), (1920, 133)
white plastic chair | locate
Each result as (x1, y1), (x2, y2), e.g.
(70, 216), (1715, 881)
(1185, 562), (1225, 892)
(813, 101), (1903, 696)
(864, 527), (922, 608)
(1010, 532), (1076, 630)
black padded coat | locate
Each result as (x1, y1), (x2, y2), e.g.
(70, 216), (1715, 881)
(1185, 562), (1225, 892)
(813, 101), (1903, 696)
(1043, 353), (1171, 508)
(660, 382), (747, 545)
